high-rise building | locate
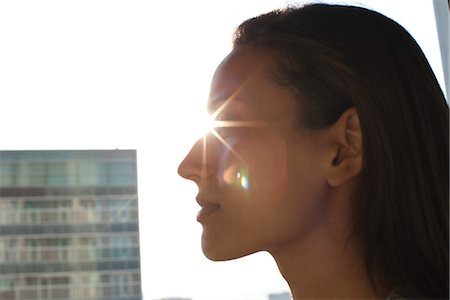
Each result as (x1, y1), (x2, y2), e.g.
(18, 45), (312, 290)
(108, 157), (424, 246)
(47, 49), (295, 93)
(154, 298), (192, 300)
(268, 291), (291, 300)
(0, 150), (141, 300)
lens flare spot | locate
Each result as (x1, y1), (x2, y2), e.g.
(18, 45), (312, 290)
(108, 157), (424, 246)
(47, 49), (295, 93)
(240, 175), (249, 190)
(222, 165), (249, 190)
(223, 165), (237, 185)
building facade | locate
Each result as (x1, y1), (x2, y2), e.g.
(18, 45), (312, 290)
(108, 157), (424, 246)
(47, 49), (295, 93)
(0, 150), (141, 300)
(268, 291), (292, 300)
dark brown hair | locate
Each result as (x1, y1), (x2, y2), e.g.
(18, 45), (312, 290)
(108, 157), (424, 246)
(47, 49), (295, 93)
(233, 4), (449, 299)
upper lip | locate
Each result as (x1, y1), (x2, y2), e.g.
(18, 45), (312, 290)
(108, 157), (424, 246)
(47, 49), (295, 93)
(196, 193), (220, 208)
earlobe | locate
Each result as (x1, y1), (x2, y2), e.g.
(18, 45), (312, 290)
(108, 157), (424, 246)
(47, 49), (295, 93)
(326, 107), (363, 187)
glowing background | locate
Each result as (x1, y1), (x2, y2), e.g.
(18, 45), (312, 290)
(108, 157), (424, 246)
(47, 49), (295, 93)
(0, 1), (444, 299)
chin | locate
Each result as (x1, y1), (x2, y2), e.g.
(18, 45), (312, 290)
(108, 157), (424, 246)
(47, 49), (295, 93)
(203, 251), (232, 261)
(201, 240), (259, 261)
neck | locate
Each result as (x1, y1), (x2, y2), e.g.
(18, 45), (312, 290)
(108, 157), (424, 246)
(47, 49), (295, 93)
(268, 199), (387, 299)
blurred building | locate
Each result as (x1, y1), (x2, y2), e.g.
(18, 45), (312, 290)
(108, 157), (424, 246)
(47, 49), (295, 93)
(0, 150), (141, 300)
(154, 298), (192, 300)
(268, 291), (291, 300)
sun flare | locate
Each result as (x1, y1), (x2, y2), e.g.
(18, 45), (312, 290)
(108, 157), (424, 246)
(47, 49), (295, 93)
(193, 97), (262, 191)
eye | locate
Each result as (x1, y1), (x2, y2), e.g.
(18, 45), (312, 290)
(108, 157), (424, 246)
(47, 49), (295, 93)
(214, 126), (236, 138)
(212, 120), (254, 139)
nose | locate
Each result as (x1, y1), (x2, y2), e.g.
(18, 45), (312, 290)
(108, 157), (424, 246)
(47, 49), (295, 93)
(178, 136), (207, 184)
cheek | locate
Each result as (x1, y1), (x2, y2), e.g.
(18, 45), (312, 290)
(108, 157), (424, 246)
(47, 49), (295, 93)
(248, 139), (289, 196)
(203, 131), (330, 258)
(217, 130), (289, 197)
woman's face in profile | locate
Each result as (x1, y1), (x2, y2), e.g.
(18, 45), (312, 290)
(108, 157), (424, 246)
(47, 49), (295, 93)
(178, 46), (332, 260)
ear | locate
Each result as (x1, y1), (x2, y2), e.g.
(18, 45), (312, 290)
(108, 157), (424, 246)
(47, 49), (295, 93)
(326, 107), (363, 187)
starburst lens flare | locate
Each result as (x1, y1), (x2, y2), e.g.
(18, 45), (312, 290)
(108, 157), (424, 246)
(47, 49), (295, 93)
(203, 95), (259, 191)
(199, 114), (215, 137)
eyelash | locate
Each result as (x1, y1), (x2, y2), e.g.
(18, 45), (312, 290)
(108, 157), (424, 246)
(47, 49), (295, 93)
(214, 126), (230, 136)
(214, 126), (249, 139)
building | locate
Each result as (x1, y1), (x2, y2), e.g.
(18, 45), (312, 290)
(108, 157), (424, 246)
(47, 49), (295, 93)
(268, 291), (291, 300)
(0, 150), (141, 300)
(154, 298), (192, 300)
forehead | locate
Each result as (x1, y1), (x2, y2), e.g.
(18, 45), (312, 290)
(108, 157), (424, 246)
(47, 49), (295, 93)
(207, 47), (295, 120)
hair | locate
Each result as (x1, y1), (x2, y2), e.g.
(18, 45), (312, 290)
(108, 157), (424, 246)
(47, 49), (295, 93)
(233, 4), (449, 299)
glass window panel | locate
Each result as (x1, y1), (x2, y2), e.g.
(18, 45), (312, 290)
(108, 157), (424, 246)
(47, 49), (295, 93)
(47, 162), (66, 175)
(20, 289), (39, 300)
(48, 175), (67, 186)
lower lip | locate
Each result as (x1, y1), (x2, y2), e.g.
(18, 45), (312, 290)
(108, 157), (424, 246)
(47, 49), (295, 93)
(197, 204), (220, 222)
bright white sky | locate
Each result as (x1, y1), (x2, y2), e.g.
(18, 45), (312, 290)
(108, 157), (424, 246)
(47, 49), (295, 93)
(0, 1), (444, 300)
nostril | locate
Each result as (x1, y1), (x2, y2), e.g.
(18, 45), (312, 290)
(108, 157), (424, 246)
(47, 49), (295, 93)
(178, 167), (202, 183)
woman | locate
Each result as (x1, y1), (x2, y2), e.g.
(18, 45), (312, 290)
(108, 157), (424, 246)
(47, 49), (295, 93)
(178, 4), (448, 299)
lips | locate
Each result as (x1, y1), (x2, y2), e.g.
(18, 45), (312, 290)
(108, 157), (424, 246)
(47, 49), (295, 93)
(197, 203), (221, 222)
(196, 195), (221, 222)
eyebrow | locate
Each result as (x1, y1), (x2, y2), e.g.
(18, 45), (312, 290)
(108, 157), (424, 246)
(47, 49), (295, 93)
(207, 95), (229, 115)
(207, 94), (249, 120)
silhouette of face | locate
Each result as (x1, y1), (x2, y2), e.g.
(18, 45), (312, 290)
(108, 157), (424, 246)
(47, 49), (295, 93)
(178, 46), (331, 260)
